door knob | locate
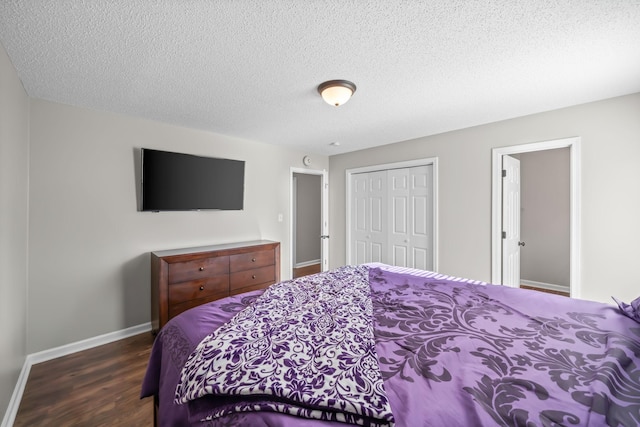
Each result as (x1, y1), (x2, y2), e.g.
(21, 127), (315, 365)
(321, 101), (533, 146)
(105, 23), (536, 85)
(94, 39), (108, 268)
(518, 241), (525, 247)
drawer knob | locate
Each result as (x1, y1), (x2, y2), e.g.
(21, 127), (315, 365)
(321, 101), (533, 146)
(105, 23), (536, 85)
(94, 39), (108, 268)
(199, 267), (204, 271)
(252, 258), (256, 262)
(199, 286), (204, 291)
(252, 274), (256, 279)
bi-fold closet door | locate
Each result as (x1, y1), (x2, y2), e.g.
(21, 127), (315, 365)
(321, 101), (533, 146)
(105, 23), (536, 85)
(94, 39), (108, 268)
(351, 165), (433, 270)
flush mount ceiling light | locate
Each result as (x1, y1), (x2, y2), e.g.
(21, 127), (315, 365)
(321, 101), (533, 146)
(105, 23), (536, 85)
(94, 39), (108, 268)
(317, 80), (357, 107)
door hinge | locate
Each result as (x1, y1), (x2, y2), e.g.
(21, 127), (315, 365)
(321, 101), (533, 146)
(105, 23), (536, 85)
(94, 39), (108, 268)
(502, 231), (506, 239)
(502, 169), (507, 178)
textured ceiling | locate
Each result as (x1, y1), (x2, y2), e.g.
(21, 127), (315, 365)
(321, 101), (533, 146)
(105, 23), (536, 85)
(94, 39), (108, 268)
(1, 1), (639, 156)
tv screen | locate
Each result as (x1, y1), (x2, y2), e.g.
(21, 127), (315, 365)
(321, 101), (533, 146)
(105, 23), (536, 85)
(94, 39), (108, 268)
(141, 148), (245, 211)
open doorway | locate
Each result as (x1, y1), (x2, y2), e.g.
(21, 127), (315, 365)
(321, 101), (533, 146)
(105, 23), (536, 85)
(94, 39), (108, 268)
(519, 149), (571, 296)
(491, 137), (581, 298)
(290, 168), (328, 279)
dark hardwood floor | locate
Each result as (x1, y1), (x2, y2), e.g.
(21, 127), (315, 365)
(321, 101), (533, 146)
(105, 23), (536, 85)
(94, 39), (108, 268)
(521, 284), (569, 297)
(14, 332), (155, 426)
(293, 263), (321, 279)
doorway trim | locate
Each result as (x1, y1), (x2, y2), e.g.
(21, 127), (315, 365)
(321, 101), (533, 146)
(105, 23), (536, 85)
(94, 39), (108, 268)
(345, 157), (439, 270)
(491, 137), (581, 297)
(290, 167), (329, 278)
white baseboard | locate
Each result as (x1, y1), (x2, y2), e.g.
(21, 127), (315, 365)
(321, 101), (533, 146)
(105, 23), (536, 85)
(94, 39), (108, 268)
(294, 259), (321, 269)
(2, 322), (151, 427)
(1, 357), (32, 427)
(27, 322), (151, 365)
(521, 279), (569, 294)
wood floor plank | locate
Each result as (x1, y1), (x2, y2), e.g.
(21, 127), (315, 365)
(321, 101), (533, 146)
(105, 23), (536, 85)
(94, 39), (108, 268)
(293, 263), (321, 279)
(520, 284), (569, 297)
(14, 332), (154, 426)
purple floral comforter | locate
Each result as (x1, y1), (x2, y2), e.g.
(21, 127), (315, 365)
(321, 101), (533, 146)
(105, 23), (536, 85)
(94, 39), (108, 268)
(141, 264), (640, 426)
(175, 265), (393, 426)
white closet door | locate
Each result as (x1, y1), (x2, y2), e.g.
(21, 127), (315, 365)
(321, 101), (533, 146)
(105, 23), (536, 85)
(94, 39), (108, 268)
(387, 166), (433, 270)
(410, 165), (432, 270)
(351, 171), (387, 264)
(388, 169), (410, 266)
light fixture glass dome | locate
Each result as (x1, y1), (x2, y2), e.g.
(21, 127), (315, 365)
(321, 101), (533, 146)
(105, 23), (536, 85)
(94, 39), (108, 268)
(318, 80), (356, 107)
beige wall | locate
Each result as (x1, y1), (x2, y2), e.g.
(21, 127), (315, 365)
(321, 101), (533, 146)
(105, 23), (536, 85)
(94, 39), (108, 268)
(27, 99), (328, 353)
(0, 43), (29, 419)
(329, 93), (640, 304)
(520, 148), (570, 287)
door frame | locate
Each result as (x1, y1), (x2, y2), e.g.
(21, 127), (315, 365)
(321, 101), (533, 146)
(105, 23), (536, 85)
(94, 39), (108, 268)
(290, 167), (329, 277)
(345, 157), (439, 270)
(490, 137), (581, 297)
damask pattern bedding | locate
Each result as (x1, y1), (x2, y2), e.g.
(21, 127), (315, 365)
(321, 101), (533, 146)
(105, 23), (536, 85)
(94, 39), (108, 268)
(175, 265), (394, 426)
(141, 264), (640, 426)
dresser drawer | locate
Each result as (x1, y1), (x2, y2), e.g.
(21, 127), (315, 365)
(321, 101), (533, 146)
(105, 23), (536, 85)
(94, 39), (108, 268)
(168, 256), (229, 284)
(229, 250), (275, 272)
(230, 265), (276, 291)
(168, 293), (228, 319)
(230, 281), (272, 296)
(168, 276), (229, 301)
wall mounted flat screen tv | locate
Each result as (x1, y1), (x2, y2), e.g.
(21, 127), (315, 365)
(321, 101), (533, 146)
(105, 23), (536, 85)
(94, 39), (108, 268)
(141, 148), (245, 211)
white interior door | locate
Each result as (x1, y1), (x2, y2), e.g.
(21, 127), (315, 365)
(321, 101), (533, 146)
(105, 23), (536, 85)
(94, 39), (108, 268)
(410, 165), (433, 270)
(387, 166), (433, 269)
(502, 155), (521, 287)
(320, 170), (329, 271)
(388, 169), (410, 266)
(351, 171), (387, 264)
(352, 173), (368, 264)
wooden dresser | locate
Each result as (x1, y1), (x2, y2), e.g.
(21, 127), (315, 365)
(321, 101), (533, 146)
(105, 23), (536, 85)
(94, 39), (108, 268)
(150, 240), (280, 333)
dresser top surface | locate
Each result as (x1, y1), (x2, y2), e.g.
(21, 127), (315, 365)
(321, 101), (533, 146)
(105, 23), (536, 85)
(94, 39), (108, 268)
(152, 240), (278, 258)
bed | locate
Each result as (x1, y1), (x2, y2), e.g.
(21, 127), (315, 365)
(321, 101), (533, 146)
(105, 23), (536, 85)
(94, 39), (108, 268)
(140, 264), (640, 426)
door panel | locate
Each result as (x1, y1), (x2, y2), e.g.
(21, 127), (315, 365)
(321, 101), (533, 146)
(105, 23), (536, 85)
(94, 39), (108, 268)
(387, 166), (432, 270)
(371, 242), (384, 262)
(413, 195), (428, 236)
(371, 196), (384, 233)
(351, 171), (387, 263)
(388, 168), (410, 266)
(502, 155), (521, 287)
(354, 183), (366, 232)
(353, 241), (365, 265)
(352, 174), (369, 264)
(413, 247), (429, 270)
(368, 172), (387, 259)
(411, 166), (432, 270)
(392, 245), (408, 267)
(393, 197), (407, 234)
